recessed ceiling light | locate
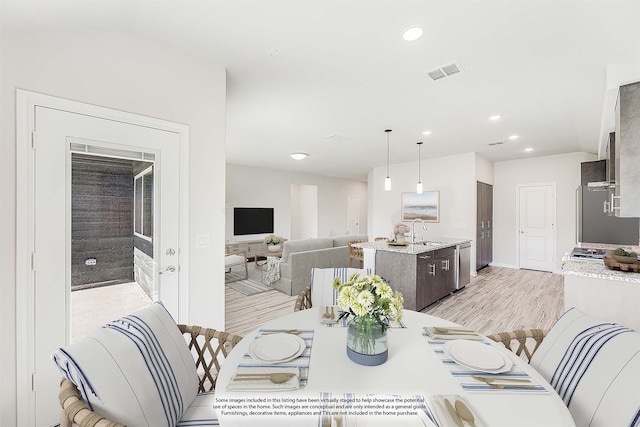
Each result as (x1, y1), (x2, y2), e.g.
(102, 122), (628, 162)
(489, 115), (502, 121)
(402, 26), (424, 41)
(290, 152), (309, 160)
(508, 135), (519, 140)
(524, 147), (534, 152)
(422, 130), (432, 136)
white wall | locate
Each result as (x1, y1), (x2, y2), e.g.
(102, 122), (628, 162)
(226, 163), (368, 241)
(1, 30), (226, 425)
(368, 152), (477, 263)
(298, 185), (319, 239)
(493, 152), (597, 271)
(475, 153), (494, 185)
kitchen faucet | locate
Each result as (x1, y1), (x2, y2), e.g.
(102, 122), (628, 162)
(411, 218), (427, 243)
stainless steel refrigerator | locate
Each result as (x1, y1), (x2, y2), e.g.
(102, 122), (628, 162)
(577, 186), (639, 245)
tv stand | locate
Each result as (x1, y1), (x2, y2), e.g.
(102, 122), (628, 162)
(225, 240), (267, 260)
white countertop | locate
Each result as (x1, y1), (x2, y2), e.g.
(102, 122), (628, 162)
(562, 256), (640, 284)
(355, 238), (471, 255)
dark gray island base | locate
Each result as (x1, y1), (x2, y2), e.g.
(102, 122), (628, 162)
(355, 239), (471, 312)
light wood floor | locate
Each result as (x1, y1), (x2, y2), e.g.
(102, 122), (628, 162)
(72, 281), (152, 342)
(225, 265), (565, 337)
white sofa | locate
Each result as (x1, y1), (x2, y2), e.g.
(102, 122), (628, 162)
(273, 234), (368, 296)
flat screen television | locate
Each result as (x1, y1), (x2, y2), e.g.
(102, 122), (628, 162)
(233, 207), (274, 235)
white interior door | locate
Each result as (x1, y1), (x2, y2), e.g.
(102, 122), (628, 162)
(518, 184), (556, 272)
(32, 106), (181, 425)
(347, 196), (360, 235)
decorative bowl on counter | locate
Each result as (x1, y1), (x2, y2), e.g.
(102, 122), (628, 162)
(613, 248), (638, 264)
(613, 254), (638, 264)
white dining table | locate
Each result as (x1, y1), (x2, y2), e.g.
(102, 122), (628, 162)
(215, 308), (575, 426)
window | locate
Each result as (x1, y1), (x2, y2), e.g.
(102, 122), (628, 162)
(134, 166), (153, 241)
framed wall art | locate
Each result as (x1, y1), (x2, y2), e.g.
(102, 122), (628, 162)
(401, 191), (440, 222)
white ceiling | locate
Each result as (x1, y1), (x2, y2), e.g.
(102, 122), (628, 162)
(3, 0), (640, 181)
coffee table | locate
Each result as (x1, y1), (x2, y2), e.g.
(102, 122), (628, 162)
(254, 250), (283, 270)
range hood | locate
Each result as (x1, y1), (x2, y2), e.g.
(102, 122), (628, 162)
(581, 160), (609, 191)
(587, 181), (612, 191)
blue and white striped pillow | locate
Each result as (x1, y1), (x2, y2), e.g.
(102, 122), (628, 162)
(530, 307), (640, 427)
(52, 302), (199, 426)
(311, 267), (371, 306)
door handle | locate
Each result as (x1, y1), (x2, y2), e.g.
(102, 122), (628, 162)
(159, 265), (176, 275)
(429, 264), (436, 276)
(442, 259), (450, 271)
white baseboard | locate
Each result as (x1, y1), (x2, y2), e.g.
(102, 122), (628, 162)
(486, 262), (519, 269)
(488, 262), (562, 274)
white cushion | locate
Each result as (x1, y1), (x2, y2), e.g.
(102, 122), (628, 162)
(530, 307), (640, 427)
(225, 254), (245, 267)
(52, 302), (199, 427)
(177, 391), (219, 426)
(311, 267), (371, 306)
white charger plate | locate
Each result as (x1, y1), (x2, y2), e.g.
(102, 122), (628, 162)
(444, 340), (513, 373)
(249, 334), (305, 363)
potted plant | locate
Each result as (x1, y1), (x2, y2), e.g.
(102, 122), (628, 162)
(263, 234), (284, 252)
(334, 273), (404, 366)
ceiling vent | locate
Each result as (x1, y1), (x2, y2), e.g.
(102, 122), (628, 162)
(325, 134), (350, 143)
(487, 141), (505, 146)
(427, 61), (463, 81)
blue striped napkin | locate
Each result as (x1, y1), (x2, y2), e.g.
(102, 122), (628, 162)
(424, 335), (548, 394)
(237, 329), (314, 386)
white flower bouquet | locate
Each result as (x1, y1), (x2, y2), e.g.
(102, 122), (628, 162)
(393, 223), (410, 235)
(263, 234), (284, 246)
(333, 273), (404, 331)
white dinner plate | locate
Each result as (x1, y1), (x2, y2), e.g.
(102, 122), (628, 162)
(444, 340), (513, 373)
(249, 334), (305, 363)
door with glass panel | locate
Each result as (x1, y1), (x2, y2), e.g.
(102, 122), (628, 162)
(31, 106), (181, 425)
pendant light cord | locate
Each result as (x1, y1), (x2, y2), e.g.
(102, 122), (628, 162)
(385, 129), (392, 178)
(417, 141), (423, 183)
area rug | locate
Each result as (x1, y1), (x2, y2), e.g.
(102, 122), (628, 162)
(225, 264), (273, 295)
(226, 278), (272, 296)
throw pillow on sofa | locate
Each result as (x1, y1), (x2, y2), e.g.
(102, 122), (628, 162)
(52, 302), (199, 427)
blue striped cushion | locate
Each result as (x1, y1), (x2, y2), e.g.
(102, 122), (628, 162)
(311, 267), (371, 306)
(52, 302), (199, 426)
(530, 307), (640, 427)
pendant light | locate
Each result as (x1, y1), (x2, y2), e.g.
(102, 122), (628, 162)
(384, 129), (392, 191)
(416, 141), (423, 194)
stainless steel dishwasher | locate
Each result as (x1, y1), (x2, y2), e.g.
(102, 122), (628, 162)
(456, 242), (471, 289)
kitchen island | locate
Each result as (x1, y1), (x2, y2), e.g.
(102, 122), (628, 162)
(354, 238), (471, 311)
(563, 256), (640, 331)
